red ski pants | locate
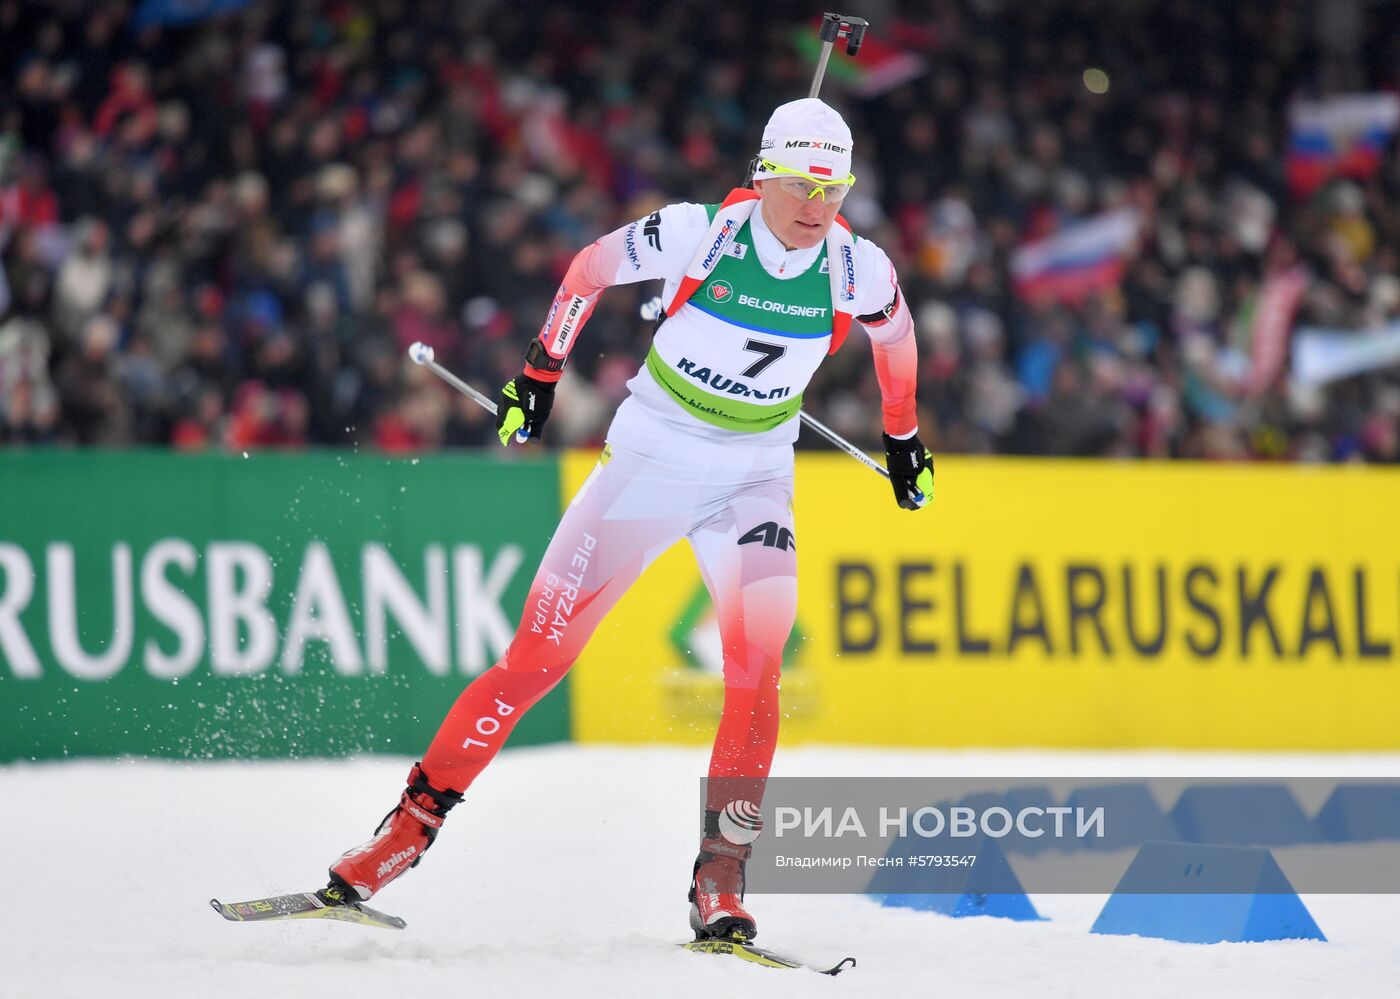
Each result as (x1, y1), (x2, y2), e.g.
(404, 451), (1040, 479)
(420, 438), (797, 812)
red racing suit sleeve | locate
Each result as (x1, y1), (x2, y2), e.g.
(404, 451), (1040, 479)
(863, 290), (919, 438)
(523, 204), (708, 382)
(855, 240), (919, 438)
(523, 241), (611, 383)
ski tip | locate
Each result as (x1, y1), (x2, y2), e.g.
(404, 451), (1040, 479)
(681, 938), (854, 975)
(209, 898), (235, 920)
(363, 907), (409, 930)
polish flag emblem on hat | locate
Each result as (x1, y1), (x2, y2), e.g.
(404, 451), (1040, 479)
(808, 158), (835, 177)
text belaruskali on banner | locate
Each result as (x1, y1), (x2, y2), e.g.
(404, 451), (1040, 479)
(566, 452), (1400, 750)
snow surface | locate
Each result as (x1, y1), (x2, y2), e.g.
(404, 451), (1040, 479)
(4, 745), (1399, 999)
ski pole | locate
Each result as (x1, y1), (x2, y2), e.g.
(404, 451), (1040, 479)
(408, 337), (893, 482)
(407, 342), (497, 415)
(407, 342), (528, 444)
(797, 408), (889, 479)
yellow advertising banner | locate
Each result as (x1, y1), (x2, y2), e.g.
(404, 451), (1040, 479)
(562, 451), (1400, 750)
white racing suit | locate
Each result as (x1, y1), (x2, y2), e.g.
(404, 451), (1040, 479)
(420, 192), (920, 814)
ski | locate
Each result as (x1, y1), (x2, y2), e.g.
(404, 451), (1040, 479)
(680, 937), (856, 976)
(209, 887), (407, 930)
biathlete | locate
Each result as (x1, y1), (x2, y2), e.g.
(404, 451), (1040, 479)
(327, 98), (934, 942)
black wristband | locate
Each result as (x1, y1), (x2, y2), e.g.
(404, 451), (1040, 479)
(525, 339), (566, 373)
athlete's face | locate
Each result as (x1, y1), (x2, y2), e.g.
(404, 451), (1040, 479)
(756, 179), (840, 250)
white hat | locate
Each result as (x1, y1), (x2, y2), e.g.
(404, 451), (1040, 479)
(752, 98), (853, 183)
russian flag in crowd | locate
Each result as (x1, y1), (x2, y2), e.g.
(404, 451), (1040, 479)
(1286, 93), (1400, 198)
(1011, 209), (1140, 305)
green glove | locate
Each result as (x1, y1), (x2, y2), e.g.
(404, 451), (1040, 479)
(495, 373), (556, 446)
(882, 432), (935, 510)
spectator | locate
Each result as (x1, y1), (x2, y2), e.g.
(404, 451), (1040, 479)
(0, 0), (1397, 463)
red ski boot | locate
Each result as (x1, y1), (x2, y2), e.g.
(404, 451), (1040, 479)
(687, 809), (758, 941)
(690, 853), (758, 941)
(328, 763), (463, 901)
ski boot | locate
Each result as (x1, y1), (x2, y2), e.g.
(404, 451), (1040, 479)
(328, 762), (463, 901)
(688, 808), (758, 941)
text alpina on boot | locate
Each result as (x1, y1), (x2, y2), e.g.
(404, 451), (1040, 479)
(329, 763), (462, 900)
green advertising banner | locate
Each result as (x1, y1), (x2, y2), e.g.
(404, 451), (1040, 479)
(0, 451), (567, 760)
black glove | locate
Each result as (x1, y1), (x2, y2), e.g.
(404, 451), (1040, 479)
(496, 373), (555, 445)
(883, 432), (935, 510)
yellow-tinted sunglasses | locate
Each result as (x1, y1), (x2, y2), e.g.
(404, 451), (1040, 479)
(759, 159), (857, 203)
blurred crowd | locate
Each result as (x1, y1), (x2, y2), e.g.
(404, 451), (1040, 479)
(2, 0), (1399, 461)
